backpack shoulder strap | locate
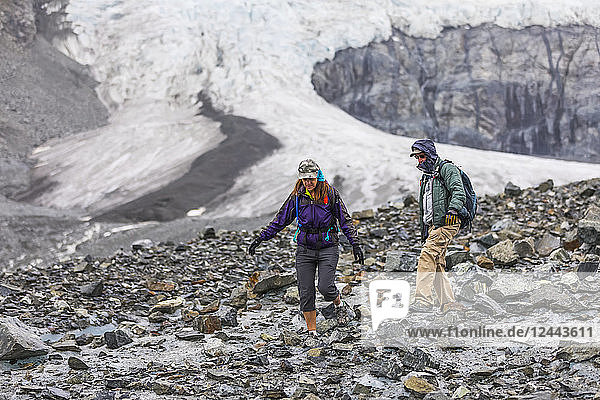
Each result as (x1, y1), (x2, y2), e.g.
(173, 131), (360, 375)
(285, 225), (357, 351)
(296, 194), (301, 227)
(435, 159), (453, 189)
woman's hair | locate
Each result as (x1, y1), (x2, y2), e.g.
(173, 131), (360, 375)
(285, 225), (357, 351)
(291, 179), (329, 203)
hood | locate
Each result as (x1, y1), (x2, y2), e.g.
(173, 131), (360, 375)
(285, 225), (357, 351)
(410, 139), (439, 161)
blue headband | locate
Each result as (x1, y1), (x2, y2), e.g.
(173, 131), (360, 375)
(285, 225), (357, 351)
(317, 170), (325, 182)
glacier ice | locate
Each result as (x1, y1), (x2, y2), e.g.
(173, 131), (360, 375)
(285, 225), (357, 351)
(31, 0), (600, 217)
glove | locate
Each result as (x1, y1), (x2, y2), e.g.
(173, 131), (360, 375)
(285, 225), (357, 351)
(353, 245), (364, 264)
(248, 237), (262, 256)
(445, 211), (460, 226)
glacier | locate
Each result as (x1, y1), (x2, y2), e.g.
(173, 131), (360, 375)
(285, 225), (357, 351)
(31, 0), (600, 218)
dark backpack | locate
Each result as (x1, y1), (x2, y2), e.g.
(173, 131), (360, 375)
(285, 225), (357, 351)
(436, 160), (477, 231)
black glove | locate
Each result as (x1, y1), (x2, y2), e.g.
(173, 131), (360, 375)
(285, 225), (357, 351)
(353, 245), (364, 264)
(248, 237), (262, 256)
(445, 210), (460, 226)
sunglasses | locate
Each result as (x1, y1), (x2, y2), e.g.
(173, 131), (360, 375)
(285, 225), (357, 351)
(414, 153), (427, 161)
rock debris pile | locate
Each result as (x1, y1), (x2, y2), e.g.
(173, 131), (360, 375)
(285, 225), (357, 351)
(0, 178), (599, 399)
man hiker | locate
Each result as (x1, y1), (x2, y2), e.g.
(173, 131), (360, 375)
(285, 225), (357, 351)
(410, 139), (466, 313)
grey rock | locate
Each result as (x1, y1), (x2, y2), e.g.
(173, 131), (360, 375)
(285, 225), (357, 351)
(384, 251), (417, 272)
(370, 228), (387, 238)
(94, 392), (115, 400)
(514, 238), (536, 258)
(562, 229), (582, 251)
(206, 368), (235, 382)
(352, 209), (374, 219)
(203, 226), (216, 238)
(251, 271), (296, 294)
(423, 393), (451, 400)
(476, 232), (500, 248)
(131, 239), (153, 250)
(283, 286), (300, 305)
(402, 348), (438, 370)
(52, 340), (81, 352)
(148, 312), (167, 323)
(468, 241), (487, 256)
(68, 356), (89, 370)
(491, 218), (520, 233)
(576, 261), (599, 276)
(45, 387), (70, 400)
(488, 274), (533, 301)
(549, 248), (570, 263)
(216, 306), (238, 327)
(80, 281), (103, 297)
(193, 315), (222, 334)
(229, 286), (248, 308)
(578, 205), (600, 245)
(529, 284), (585, 312)
(152, 381), (174, 395)
(486, 240), (518, 265)
(404, 194), (417, 207)
(445, 250), (471, 270)
(316, 319), (338, 334)
(557, 345), (600, 362)
(203, 338), (226, 357)
(579, 186), (597, 198)
(352, 383), (373, 395)
(535, 232), (561, 257)
(472, 293), (507, 316)
(150, 297), (184, 314)
(175, 331), (205, 341)
(281, 330), (302, 346)
(0, 283), (20, 296)
(372, 359), (404, 380)
(504, 182), (522, 197)
(0, 317), (50, 360)
(104, 330), (133, 349)
(537, 179), (554, 192)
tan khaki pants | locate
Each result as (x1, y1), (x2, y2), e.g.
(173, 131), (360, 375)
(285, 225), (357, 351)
(415, 223), (460, 308)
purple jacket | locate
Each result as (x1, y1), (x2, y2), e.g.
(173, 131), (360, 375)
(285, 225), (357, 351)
(259, 184), (359, 249)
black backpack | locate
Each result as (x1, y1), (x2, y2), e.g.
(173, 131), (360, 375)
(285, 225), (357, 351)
(436, 160), (478, 231)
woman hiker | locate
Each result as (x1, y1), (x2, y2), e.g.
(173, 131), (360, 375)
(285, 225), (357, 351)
(248, 159), (363, 335)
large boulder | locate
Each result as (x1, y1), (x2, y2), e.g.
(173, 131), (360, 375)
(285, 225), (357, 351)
(0, 317), (50, 360)
(578, 205), (600, 245)
(486, 240), (519, 266)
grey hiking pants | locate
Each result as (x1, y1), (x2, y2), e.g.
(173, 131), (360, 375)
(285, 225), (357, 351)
(295, 244), (340, 312)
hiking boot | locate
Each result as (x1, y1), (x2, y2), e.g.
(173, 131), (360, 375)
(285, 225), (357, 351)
(410, 301), (433, 314)
(334, 301), (355, 326)
(442, 301), (467, 314)
(303, 331), (324, 349)
(320, 303), (336, 320)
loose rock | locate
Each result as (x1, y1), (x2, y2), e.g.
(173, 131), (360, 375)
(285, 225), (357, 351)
(0, 317), (50, 360)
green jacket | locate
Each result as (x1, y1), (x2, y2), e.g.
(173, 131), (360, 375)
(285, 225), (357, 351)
(418, 159), (466, 241)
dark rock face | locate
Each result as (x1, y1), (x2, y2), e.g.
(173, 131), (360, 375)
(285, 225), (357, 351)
(312, 24), (600, 162)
